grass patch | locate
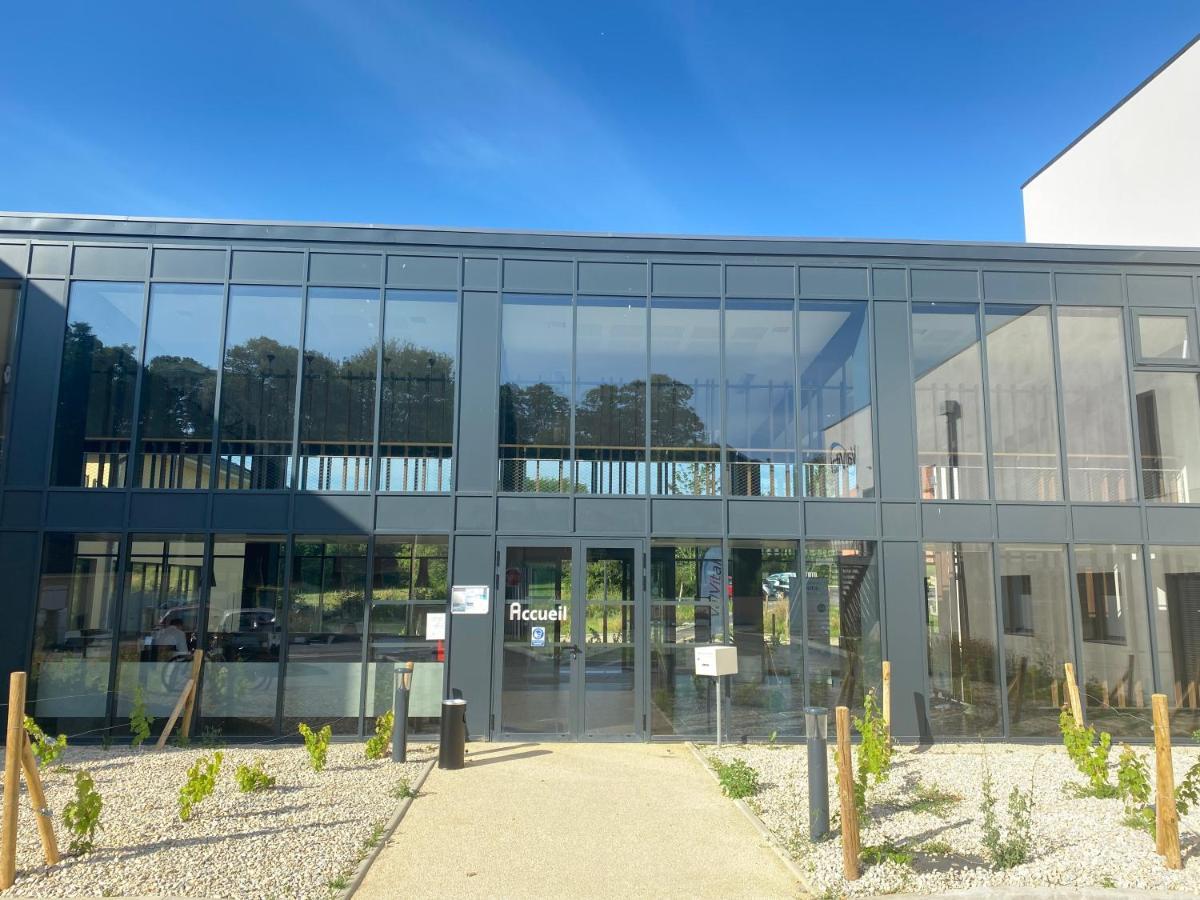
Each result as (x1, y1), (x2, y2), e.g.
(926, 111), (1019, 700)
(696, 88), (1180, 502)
(710, 757), (759, 799)
(918, 840), (953, 855)
(390, 777), (418, 800)
(861, 840), (914, 867)
(1063, 781), (1121, 800)
(905, 782), (962, 817)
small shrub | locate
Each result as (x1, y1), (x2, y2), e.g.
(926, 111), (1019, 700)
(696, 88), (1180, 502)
(234, 758), (276, 793)
(61, 770), (102, 855)
(24, 716), (67, 767)
(919, 840), (953, 855)
(980, 764), (1033, 869)
(390, 777), (418, 800)
(852, 688), (892, 818)
(129, 685), (155, 748)
(1058, 708), (1116, 798)
(712, 757), (759, 799)
(299, 722), (332, 772)
(1116, 744), (1151, 808)
(861, 840), (914, 866)
(908, 782), (961, 818)
(179, 751), (223, 821)
(365, 710), (394, 760)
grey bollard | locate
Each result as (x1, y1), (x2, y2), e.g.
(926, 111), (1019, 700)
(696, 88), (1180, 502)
(392, 662), (414, 763)
(438, 698), (467, 770)
(804, 706), (830, 841)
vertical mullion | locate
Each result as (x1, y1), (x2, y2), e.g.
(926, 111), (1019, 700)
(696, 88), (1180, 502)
(991, 542), (1012, 737)
(290, 255), (311, 492)
(207, 253), (233, 490)
(124, 255), (153, 491)
(370, 281), (386, 493)
(358, 535), (375, 738)
(275, 535), (294, 736)
(977, 299), (998, 502)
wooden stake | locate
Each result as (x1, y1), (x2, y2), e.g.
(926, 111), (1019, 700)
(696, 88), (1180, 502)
(2, 672), (27, 889)
(179, 650), (205, 740)
(1152, 694), (1182, 869)
(20, 737), (59, 866)
(881, 660), (892, 742)
(835, 705), (860, 881)
(1064, 662), (1084, 727)
(155, 678), (195, 750)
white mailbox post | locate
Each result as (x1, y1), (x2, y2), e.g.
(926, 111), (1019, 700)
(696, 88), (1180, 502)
(695, 645), (738, 745)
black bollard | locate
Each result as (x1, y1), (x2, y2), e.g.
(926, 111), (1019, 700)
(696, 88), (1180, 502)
(804, 706), (830, 841)
(438, 698), (467, 770)
(392, 662), (413, 763)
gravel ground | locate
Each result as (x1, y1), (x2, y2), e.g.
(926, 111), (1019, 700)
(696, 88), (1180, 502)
(0, 741), (433, 899)
(705, 741), (1200, 897)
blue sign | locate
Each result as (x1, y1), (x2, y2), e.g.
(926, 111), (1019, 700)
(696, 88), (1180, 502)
(531, 626), (547, 648)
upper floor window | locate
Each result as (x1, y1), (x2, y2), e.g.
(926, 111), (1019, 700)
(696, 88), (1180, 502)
(1135, 312), (1196, 365)
(51, 281), (145, 487)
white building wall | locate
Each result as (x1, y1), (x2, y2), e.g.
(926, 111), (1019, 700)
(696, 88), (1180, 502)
(1023, 38), (1200, 247)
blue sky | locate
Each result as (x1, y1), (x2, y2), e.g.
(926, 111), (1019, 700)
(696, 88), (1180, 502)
(1, 2), (1197, 241)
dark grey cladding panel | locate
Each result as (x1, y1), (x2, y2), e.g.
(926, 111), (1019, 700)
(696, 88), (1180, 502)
(575, 497), (647, 535)
(578, 261), (646, 295)
(130, 492), (207, 530)
(310, 252), (383, 285)
(873, 302), (917, 498)
(996, 504), (1068, 542)
(387, 254), (458, 288)
(455, 495), (495, 531)
(7, 280), (66, 486)
(0, 532), (38, 697)
(1054, 272), (1122, 306)
(293, 494), (373, 532)
(497, 496), (571, 534)
(0, 242), (25, 277)
(45, 491), (126, 530)
(456, 292), (500, 493)
(1, 491), (43, 528)
(921, 503), (994, 541)
(29, 244), (68, 277)
(1071, 505), (1143, 543)
(872, 267), (906, 300)
(503, 259), (573, 293)
(983, 270), (1052, 302)
(230, 250), (303, 282)
(725, 264), (793, 298)
(728, 499), (799, 537)
(651, 263), (720, 296)
(911, 268), (979, 300)
(463, 258), (499, 290)
(881, 502), (918, 538)
(800, 266), (868, 298)
(651, 498), (722, 536)
(376, 495), (452, 532)
(805, 501), (876, 538)
(881, 541), (924, 740)
(1127, 274), (1195, 308)
(450, 533), (496, 738)
(1147, 507), (1200, 544)
(72, 245), (148, 280)
(152, 247), (226, 281)
(211, 492), (290, 531)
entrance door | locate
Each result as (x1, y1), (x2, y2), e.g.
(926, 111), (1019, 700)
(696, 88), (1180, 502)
(495, 539), (644, 739)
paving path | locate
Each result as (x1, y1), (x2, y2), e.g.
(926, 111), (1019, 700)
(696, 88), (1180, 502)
(354, 742), (802, 899)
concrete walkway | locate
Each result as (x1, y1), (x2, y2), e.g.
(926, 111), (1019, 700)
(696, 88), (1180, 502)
(354, 742), (802, 899)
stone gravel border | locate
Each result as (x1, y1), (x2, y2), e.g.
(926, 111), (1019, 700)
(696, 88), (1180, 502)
(686, 741), (816, 896)
(341, 758), (435, 900)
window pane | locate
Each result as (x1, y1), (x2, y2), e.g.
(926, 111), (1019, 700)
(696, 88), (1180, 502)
(498, 295), (572, 492)
(282, 538), (368, 734)
(912, 302), (988, 499)
(1135, 372), (1200, 503)
(201, 536), (285, 736)
(217, 285), (301, 489)
(1058, 307), (1136, 501)
(998, 544), (1072, 737)
(725, 299), (796, 496)
(29, 534), (120, 734)
(298, 288), (379, 492)
(1150, 545), (1200, 736)
(650, 299), (721, 495)
(1138, 315), (1193, 362)
(379, 290), (457, 492)
(1073, 544), (1154, 736)
(368, 535), (448, 734)
(729, 541), (800, 738)
(115, 536), (206, 726)
(136, 284), (223, 489)
(0, 281), (20, 467)
(798, 301), (874, 498)
(985, 304), (1063, 501)
(52, 281), (144, 487)
(924, 542), (1001, 737)
(575, 297), (646, 494)
(805, 540), (881, 716)
(649, 540), (723, 737)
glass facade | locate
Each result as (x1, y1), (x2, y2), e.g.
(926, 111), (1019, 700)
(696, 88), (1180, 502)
(1136, 372), (1200, 503)
(0, 280), (21, 468)
(1150, 546), (1200, 736)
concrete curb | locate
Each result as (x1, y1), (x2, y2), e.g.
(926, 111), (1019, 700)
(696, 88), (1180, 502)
(686, 742), (817, 897)
(342, 758), (436, 899)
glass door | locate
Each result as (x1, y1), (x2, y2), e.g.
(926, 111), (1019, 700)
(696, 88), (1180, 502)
(496, 540), (644, 739)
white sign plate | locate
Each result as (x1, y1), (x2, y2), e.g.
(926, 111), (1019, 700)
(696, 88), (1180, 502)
(425, 612), (447, 641)
(451, 585), (490, 615)
(531, 625), (546, 648)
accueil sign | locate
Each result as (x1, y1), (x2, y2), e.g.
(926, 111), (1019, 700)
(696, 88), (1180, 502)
(508, 603), (566, 621)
